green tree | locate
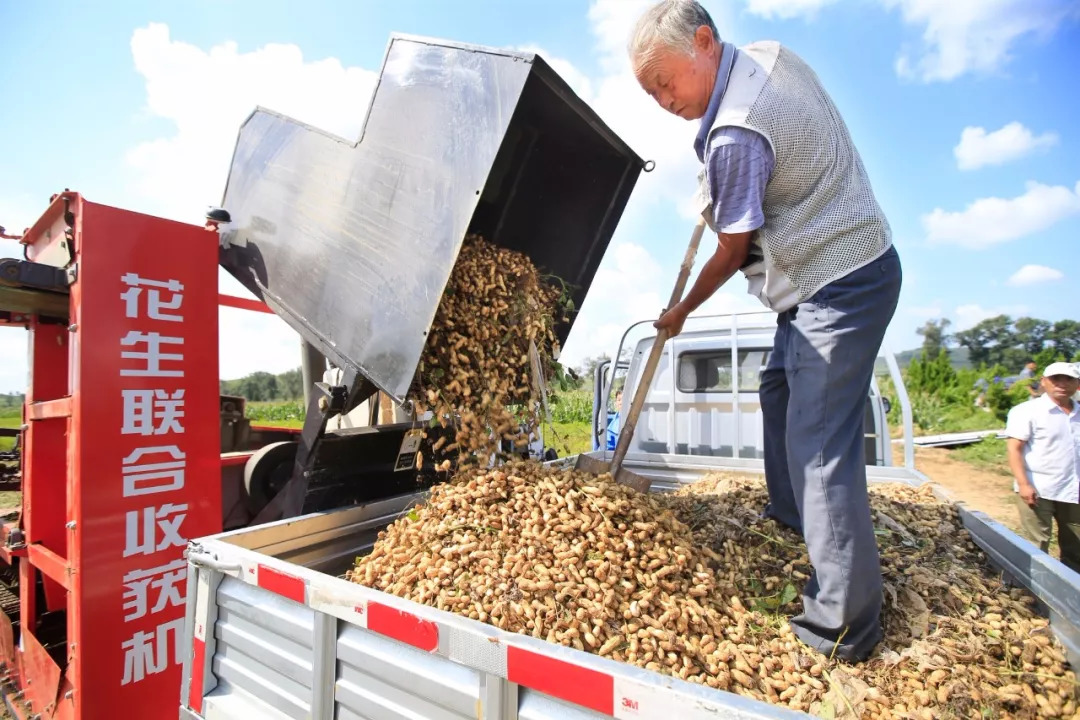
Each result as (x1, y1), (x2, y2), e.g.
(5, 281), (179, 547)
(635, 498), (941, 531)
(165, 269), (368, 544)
(236, 371), (279, 402)
(953, 315), (1016, 368)
(552, 362), (584, 391)
(1013, 317), (1051, 356)
(278, 368), (304, 400)
(915, 318), (951, 360)
(906, 350), (957, 395)
(1033, 346), (1067, 372)
(1051, 320), (1080, 361)
(575, 354), (611, 383)
(986, 381), (1033, 423)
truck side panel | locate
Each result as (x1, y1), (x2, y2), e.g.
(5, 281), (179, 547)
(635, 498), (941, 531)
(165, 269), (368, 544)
(336, 622), (483, 719)
(182, 453), (1080, 720)
(182, 509), (811, 720)
(208, 578), (315, 719)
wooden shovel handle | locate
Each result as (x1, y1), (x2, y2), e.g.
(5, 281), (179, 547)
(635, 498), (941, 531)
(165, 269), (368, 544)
(610, 218), (707, 478)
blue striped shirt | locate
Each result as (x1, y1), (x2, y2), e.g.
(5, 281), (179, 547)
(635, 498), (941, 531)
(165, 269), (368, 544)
(694, 44), (774, 241)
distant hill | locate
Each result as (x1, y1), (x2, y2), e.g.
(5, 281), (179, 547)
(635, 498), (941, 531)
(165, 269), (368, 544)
(875, 347), (971, 374)
(220, 367), (303, 402)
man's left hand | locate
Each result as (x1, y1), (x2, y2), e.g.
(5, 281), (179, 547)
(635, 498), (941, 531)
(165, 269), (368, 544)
(655, 302), (689, 338)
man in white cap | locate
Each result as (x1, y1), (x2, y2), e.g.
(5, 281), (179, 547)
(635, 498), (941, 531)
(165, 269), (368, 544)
(626, 0), (901, 661)
(1006, 361), (1080, 572)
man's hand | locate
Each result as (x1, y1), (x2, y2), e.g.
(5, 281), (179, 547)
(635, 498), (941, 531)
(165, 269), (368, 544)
(653, 230), (753, 340)
(655, 302), (689, 337)
(1018, 482), (1038, 508)
(1007, 437), (1037, 507)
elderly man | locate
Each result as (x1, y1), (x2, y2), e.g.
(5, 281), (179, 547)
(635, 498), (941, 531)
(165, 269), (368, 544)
(628, 0), (901, 661)
(1006, 362), (1080, 572)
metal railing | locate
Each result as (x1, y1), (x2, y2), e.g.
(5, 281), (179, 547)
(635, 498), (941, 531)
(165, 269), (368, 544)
(591, 310), (917, 474)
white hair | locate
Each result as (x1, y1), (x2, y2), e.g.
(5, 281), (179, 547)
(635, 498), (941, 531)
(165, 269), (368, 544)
(628, 0), (720, 64)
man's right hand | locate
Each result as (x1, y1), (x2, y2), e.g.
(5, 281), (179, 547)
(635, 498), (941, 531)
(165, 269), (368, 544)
(654, 303), (689, 338)
(1019, 483), (1038, 508)
(1006, 437), (1038, 507)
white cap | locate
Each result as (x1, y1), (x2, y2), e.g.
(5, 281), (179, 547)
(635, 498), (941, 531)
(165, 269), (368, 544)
(1043, 362), (1080, 379)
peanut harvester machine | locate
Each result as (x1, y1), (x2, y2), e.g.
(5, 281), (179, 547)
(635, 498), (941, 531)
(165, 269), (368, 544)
(0, 34), (647, 720)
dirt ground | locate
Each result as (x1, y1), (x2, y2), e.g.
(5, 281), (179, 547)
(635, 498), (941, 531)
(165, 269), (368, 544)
(892, 442), (1022, 533)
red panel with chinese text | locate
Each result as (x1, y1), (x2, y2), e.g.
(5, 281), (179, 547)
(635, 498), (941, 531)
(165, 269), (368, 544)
(71, 202), (221, 719)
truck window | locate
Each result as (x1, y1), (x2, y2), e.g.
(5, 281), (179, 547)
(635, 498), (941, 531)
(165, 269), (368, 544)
(676, 349), (771, 393)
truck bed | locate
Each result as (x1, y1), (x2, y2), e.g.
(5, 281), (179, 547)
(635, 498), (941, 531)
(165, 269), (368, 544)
(179, 451), (1080, 720)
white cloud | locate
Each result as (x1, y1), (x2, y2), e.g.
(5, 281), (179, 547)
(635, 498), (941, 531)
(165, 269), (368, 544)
(581, 0), (741, 227)
(561, 241), (764, 368)
(591, 72), (703, 222)
(0, 327), (27, 396)
(554, 0), (767, 368)
(120, 17), (698, 384)
(954, 121), (1058, 170)
(883, 0), (1078, 82)
(0, 194), (39, 395)
(745, 0), (839, 20)
(127, 23), (378, 224)
(121, 23), (381, 381)
(516, 45), (595, 102)
(922, 180), (1080, 249)
(217, 306), (303, 380)
(562, 242), (665, 367)
(588, 0), (659, 75)
(1007, 264), (1064, 287)
(953, 303), (1029, 331)
(116, 7), (747, 385)
(0, 191), (41, 261)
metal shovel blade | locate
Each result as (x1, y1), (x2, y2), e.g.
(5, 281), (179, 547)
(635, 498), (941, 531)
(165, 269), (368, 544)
(573, 453), (651, 494)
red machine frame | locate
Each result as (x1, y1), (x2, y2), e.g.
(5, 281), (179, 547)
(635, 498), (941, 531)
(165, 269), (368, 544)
(0, 192), (280, 720)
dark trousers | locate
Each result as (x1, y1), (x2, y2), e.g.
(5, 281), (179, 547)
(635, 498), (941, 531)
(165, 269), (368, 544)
(1016, 494), (1080, 573)
(759, 245), (902, 662)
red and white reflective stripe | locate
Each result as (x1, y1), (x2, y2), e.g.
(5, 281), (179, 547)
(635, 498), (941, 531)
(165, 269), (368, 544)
(363, 599), (439, 652)
(505, 648), (676, 719)
(259, 565), (440, 653)
(189, 639), (206, 714)
(256, 564), (306, 604)
(508, 646), (614, 714)
(188, 571), (212, 714)
(240, 559), (686, 719)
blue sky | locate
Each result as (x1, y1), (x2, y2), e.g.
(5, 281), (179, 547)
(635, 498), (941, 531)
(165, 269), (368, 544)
(2, 0), (1079, 393)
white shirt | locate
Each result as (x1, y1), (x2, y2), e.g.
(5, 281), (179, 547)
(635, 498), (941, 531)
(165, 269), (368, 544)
(1005, 395), (1080, 503)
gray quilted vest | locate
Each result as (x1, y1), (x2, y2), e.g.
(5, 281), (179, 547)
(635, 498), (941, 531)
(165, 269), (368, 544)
(694, 41), (892, 312)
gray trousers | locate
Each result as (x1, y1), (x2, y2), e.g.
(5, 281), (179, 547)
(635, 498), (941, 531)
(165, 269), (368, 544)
(1015, 494), (1080, 573)
(759, 245), (901, 662)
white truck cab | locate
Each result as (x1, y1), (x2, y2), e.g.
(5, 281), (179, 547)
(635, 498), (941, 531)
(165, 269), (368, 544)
(592, 312), (892, 466)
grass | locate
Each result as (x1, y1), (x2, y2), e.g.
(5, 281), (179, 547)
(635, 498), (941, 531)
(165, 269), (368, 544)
(545, 420), (593, 457)
(549, 389), (593, 425)
(0, 413), (21, 511)
(877, 373), (1010, 437)
(0, 415), (19, 452)
(952, 436), (1010, 475)
(246, 393), (599, 453)
(222, 380), (1029, 472)
(246, 400), (304, 427)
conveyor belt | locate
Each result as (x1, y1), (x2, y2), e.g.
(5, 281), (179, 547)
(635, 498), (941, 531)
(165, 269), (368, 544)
(0, 258), (69, 320)
(0, 582), (17, 619)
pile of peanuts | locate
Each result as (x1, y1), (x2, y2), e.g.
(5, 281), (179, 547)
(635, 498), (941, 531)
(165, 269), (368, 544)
(664, 475), (1078, 719)
(352, 464), (1078, 719)
(408, 234), (567, 466)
